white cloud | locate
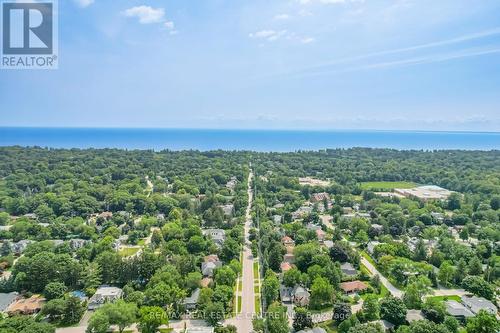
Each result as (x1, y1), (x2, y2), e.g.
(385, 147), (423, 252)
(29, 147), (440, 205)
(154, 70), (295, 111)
(249, 30), (288, 42)
(123, 6), (165, 24)
(74, 0), (94, 8)
(274, 13), (291, 20)
(300, 37), (315, 44)
(164, 21), (174, 29)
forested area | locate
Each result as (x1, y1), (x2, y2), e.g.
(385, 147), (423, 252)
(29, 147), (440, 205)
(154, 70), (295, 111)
(0, 147), (498, 333)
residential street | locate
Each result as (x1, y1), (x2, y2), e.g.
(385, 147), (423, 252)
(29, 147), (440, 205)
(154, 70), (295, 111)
(360, 257), (403, 298)
(227, 170), (256, 332)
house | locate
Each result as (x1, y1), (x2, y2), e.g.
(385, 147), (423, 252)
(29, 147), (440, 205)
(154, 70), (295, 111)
(202, 261), (222, 277)
(281, 262), (292, 273)
(461, 296), (498, 315)
(311, 192), (330, 203)
(23, 213), (37, 220)
(282, 236), (295, 246)
(273, 215), (282, 224)
(117, 211), (131, 219)
(51, 240), (65, 247)
(204, 254), (220, 263)
(431, 212), (444, 222)
(280, 285), (293, 303)
(203, 229), (226, 247)
(343, 207), (354, 214)
(323, 240), (334, 249)
(445, 300), (474, 320)
(7, 295), (45, 315)
(367, 241), (382, 256)
(367, 320), (395, 332)
(406, 310), (424, 323)
(200, 277), (213, 288)
(183, 288), (201, 311)
(316, 229), (326, 242)
(283, 253), (295, 264)
(296, 328), (327, 333)
(97, 212), (113, 220)
(340, 263), (358, 277)
(226, 177), (237, 191)
(219, 204), (235, 217)
(0, 292), (19, 313)
(69, 238), (89, 250)
(156, 213), (165, 221)
(292, 285), (310, 306)
(88, 286), (123, 310)
(11, 240), (34, 255)
(340, 281), (368, 294)
(292, 206), (313, 220)
(342, 213), (371, 220)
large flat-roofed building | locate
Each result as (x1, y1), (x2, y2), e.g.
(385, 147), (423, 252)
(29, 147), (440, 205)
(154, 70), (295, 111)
(394, 185), (452, 201)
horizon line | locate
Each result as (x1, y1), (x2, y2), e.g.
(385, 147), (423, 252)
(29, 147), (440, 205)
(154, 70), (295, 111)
(1, 126), (500, 135)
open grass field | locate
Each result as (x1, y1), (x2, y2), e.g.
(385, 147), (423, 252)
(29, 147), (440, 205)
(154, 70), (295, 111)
(118, 247), (140, 257)
(360, 181), (416, 190)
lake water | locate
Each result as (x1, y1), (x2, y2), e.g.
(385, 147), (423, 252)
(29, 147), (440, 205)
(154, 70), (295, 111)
(0, 127), (499, 151)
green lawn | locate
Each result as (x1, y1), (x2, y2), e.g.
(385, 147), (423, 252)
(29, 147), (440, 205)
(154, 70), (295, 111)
(253, 261), (259, 279)
(238, 280), (242, 291)
(254, 285), (260, 294)
(360, 181), (416, 191)
(426, 295), (461, 302)
(238, 296), (242, 313)
(255, 296), (261, 314)
(118, 247), (140, 257)
(360, 251), (376, 266)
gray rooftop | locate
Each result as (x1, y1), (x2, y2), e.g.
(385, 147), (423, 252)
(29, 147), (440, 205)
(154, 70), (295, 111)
(461, 295), (498, 315)
(445, 300), (474, 318)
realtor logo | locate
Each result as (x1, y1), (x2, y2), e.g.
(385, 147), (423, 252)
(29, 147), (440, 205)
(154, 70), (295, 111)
(1, 0), (58, 69)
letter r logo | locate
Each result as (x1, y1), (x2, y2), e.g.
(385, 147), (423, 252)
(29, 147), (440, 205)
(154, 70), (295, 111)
(2, 2), (53, 54)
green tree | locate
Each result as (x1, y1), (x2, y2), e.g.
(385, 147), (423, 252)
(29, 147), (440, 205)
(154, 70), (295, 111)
(138, 306), (168, 333)
(100, 300), (138, 333)
(466, 310), (500, 333)
(333, 302), (352, 324)
(310, 276), (334, 310)
(205, 302), (225, 327)
(467, 256), (483, 276)
(283, 267), (301, 288)
(362, 294), (380, 321)
(462, 276), (494, 300)
(214, 266), (237, 287)
(44, 282), (68, 300)
(266, 302), (289, 333)
(422, 298), (447, 324)
(262, 270), (280, 308)
(86, 311), (110, 333)
(438, 261), (455, 288)
(380, 297), (407, 326)
(293, 307), (313, 331)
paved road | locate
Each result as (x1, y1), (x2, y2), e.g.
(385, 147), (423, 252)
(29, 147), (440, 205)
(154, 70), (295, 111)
(227, 170), (256, 332)
(319, 214), (404, 299)
(361, 256), (403, 298)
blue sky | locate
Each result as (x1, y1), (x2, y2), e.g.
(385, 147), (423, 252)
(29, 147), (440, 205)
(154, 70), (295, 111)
(1, 0), (500, 131)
